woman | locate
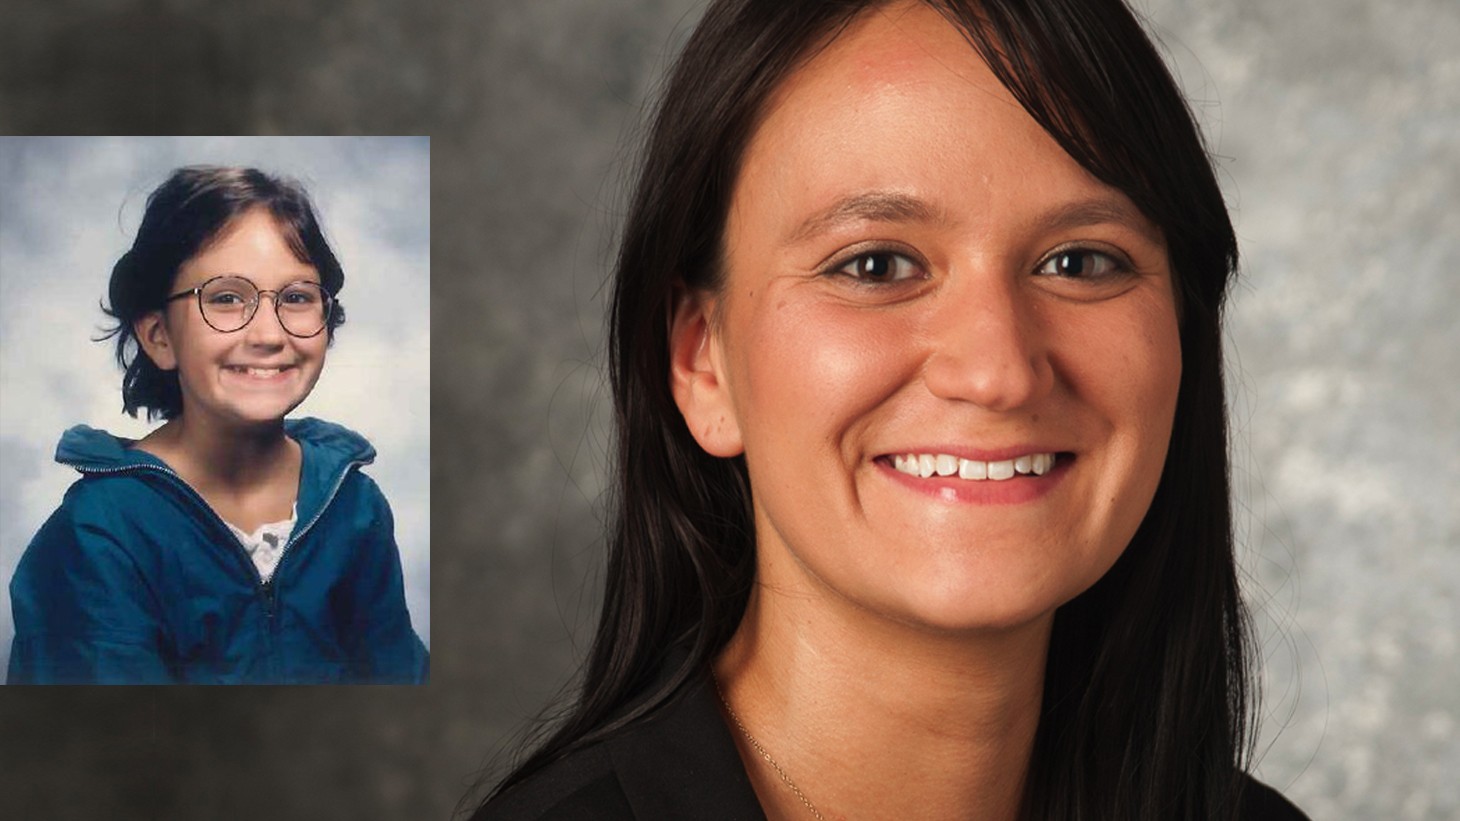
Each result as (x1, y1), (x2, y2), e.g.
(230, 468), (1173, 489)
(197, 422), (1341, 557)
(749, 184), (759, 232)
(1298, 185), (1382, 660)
(7, 166), (428, 685)
(478, 0), (1306, 817)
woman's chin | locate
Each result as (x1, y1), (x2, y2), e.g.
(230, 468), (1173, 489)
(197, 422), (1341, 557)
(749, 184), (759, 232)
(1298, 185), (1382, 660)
(881, 591), (1060, 639)
(826, 562), (1086, 640)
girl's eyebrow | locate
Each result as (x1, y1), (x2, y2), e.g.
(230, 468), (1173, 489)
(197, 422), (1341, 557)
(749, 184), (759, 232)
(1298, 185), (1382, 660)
(784, 190), (945, 245)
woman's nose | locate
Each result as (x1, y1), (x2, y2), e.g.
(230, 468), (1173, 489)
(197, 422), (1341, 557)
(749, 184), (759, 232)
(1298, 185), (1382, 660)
(921, 273), (1053, 412)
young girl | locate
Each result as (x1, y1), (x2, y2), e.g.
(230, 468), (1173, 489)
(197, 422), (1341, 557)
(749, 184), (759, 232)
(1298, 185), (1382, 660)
(7, 166), (428, 685)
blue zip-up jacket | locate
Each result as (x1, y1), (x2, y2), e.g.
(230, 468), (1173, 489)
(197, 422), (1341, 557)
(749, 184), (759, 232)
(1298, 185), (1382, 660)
(7, 417), (428, 685)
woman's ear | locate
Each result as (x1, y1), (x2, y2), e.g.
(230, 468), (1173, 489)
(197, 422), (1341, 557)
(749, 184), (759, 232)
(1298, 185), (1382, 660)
(668, 286), (743, 457)
(133, 310), (178, 371)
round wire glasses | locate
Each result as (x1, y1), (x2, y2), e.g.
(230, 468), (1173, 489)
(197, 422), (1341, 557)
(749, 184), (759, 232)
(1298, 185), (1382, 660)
(165, 275), (334, 338)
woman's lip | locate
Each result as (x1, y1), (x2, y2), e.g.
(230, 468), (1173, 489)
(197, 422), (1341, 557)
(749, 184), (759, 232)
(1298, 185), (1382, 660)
(874, 454), (1073, 505)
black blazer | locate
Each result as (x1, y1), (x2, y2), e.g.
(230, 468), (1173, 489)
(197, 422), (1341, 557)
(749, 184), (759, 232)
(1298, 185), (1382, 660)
(476, 670), (1311, 820)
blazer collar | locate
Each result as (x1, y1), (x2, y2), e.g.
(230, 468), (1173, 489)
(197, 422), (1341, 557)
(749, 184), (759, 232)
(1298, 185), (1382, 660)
(604, 666), (768, 820)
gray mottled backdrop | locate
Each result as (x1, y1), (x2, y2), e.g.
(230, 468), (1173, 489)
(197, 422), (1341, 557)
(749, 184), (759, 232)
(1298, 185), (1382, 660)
(1, 1), (1456, 820)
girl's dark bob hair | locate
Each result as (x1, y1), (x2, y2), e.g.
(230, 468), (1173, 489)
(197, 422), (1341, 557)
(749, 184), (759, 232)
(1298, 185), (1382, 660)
(100, 165), (346, 422)
(487, 0), (1255, 818)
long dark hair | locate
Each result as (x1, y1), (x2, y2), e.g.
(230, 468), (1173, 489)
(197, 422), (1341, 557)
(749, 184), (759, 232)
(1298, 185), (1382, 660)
(487, 0), (1253, 817)
(100, 165), (347, 421)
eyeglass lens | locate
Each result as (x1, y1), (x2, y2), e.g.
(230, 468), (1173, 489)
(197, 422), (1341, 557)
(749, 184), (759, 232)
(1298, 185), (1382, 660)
(199, 276), (330, 336)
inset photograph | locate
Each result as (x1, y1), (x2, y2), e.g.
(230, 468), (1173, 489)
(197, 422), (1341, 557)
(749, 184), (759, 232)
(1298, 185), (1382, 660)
(0, 136), (430, 685)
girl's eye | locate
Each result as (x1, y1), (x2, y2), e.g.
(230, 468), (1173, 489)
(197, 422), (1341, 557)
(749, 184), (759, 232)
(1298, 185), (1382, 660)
(1035, 248), (1127, 279)
(208, 292), (247, 305)
(835, 251), (923, 283)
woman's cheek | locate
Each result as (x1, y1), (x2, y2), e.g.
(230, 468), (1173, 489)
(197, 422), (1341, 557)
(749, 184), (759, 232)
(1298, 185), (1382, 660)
(738, 294), (913, 438)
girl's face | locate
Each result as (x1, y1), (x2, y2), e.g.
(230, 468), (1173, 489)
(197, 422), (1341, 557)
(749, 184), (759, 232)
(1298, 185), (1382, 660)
(139, 207), (328, 430)
(671, 2), (1182, 634)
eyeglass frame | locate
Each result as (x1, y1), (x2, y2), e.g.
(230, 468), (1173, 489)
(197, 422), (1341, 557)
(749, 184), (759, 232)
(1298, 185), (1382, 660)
(164, 274), (335, 339)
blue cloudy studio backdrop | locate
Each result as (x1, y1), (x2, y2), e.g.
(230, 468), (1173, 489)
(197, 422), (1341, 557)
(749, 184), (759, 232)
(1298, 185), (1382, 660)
(0, 136), (432, 670)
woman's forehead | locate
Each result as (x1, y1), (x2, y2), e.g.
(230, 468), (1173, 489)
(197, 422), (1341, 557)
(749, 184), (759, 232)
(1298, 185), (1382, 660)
(729, 2), (1157, 250)
(752, 2), (1008, 128)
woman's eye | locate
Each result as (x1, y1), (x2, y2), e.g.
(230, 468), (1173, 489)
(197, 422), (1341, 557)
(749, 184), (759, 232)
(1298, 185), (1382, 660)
(1036, 249), (1126, 279)
(835, 251), (923, 283)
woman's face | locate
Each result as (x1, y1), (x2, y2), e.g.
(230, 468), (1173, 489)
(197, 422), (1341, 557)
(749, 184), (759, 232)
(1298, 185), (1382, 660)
(672, 2), (1182, 634)
(139, 207), (328, 429)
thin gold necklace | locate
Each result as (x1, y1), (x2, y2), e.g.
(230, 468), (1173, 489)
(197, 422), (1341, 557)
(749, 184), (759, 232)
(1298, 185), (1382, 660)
(714, 676), (827, 821)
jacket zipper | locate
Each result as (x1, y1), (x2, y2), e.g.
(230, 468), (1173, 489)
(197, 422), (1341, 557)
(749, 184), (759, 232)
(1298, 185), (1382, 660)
(277, 458), (368, 571)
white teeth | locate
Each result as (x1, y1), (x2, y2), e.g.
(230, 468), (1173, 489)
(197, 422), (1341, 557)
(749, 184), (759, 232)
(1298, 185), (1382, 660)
(958, 459), (987, 480)
(232, 366), (285, 377)
(935, 454), (958, 476)
(891, 452), (1057, 482)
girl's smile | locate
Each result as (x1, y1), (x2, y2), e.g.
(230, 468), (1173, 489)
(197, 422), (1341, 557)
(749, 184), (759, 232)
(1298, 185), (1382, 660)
(222, 363), (301, 382)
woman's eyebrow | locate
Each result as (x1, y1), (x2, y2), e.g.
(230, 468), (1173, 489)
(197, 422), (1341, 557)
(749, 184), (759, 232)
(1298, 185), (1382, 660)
(784, 191), (1161, 247)
(1037, 198), (1162, 244)
(784, 190), (944, 245)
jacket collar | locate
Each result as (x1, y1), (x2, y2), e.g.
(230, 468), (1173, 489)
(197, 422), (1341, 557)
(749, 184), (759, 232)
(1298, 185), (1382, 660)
(55, 416), (374, 474)
(54, 423), (164, 472)
(55, 418), (376, 533)
(286, 416), (377, 474)
(290, 418), (376, 529)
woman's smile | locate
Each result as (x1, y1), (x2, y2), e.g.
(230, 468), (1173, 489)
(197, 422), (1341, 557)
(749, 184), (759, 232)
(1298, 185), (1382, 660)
(876, 448), (1074, 505)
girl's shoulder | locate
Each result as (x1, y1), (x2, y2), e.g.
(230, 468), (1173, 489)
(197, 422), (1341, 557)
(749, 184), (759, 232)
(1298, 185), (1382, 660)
(53, 424), (162, 473)
(47, 425), (187, 515)
(34, 426), (217, 562)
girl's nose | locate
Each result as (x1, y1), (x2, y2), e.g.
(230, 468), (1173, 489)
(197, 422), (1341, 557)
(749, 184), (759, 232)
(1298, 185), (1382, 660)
(243, 293), (289, 344)
(921, 271), (1053, 412)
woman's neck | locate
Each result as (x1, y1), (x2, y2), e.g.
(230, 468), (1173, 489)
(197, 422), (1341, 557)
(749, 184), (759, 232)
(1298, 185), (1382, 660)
(714, 578), (1050, 821)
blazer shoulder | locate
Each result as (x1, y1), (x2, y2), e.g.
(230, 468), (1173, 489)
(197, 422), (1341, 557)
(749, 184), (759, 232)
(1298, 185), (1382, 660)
(472, 744), (635, 821)
(1240, 774), (1311, 821)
